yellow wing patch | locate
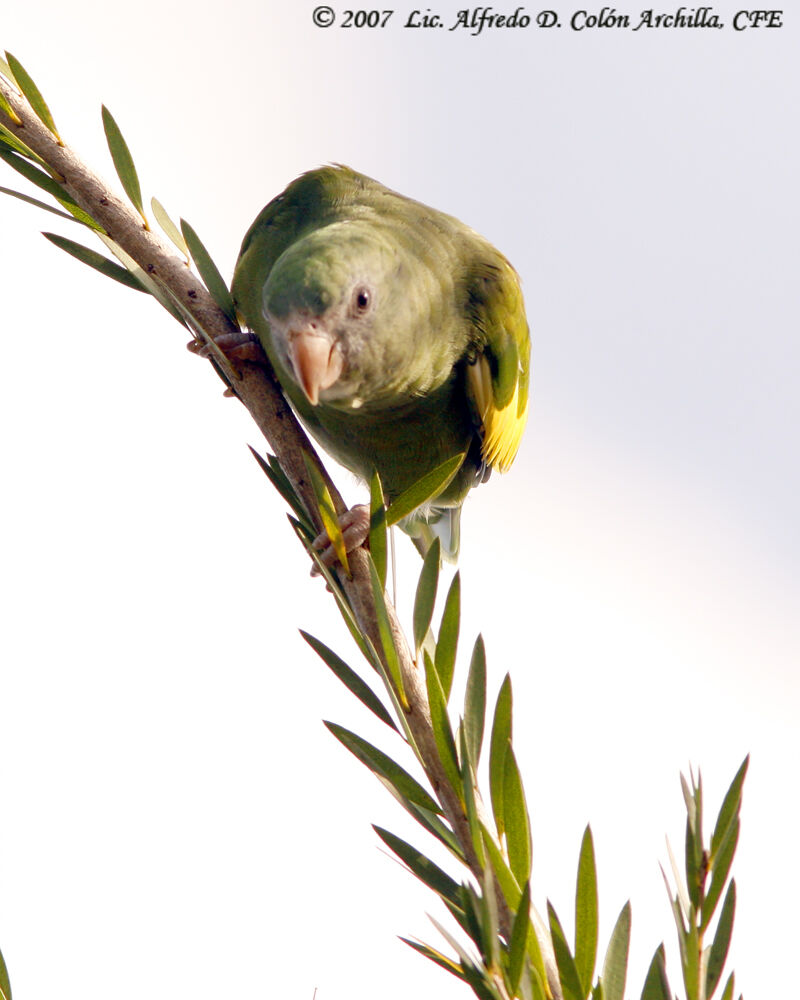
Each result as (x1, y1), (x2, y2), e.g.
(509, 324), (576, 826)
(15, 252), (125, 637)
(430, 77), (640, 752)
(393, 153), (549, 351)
(467, 356), (528, 473)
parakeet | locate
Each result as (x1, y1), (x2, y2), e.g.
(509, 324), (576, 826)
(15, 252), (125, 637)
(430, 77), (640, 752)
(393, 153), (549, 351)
(226, 165), (530, 563)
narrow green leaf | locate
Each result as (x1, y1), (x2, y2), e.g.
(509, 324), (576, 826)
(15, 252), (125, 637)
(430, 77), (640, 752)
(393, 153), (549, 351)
(0, 944), (11, 1000)
(480, 824), (522, 908)
(302, 452), (350, 577)
(525, 965), (550, 1000)
(374, 826), (461, 905)
(710, 757), (749, 859)
(300, 631), (397, 731)
(457, 960), (503, 1000)
(489, 674), (513, 838)
(460, 730), (486, 867)
(289, 520), (410, 739)
(548, 902), (585, 1000)
(95, 232), (197, 329)
(324, 722), (440, 813)
(249, 447), (313, 527)
(640, 945), (671, 1000)
(368, 557), (407, 706)
(0, 85), (22, 126)
(503, 745), (532, 886)
(481, 867), (502, 970)
(0, 184), (78, 221)
(719, 972), (735, 1000)
(685, 808), (701, 910)
(429, 915), (482, 973)
(5, 52), (60, 140)
(706, 880), (736, 998)
(682, 921), (701, 1000)
(151, 197), (189, 256)
(405, 801), (464, 861)
(481, 824), (549, 991)
(701, 817), (739, 931)
(464, 634), (487, 769)
(369, 469), (388, 590)
(43, 232), (146, 292)
(288, 517), (387, 674)
(0, 122), (45, 161)
(0, 144), (78, 206)
(508, 881), (532, 994)
(445, 894), (481, 953)
(181, 218), (237, 321)
(694, 771), (704, 870)
(57, 198), (105, 231)
(600, 902), (631, 1000)
(385, 453), (465, 526)
(435, 571), (460, 701)
(680, 771), (694, 817)
(424, 650), (462, 799)
(401, 938), (465, 980)
(413, 537), (440, 651)
(101, 105), (145, 220)
(575, 825), (599, 998)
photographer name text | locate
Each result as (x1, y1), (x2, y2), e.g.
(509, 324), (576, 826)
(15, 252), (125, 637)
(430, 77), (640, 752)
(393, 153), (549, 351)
(310, 6), (785, 34)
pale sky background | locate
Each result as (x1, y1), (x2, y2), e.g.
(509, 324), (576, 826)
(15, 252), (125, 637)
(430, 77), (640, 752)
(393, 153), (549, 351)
(1, 4), (797, 999)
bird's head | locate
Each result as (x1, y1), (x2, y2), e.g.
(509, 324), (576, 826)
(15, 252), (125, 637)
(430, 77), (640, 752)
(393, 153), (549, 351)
(262, 221), (403, 408)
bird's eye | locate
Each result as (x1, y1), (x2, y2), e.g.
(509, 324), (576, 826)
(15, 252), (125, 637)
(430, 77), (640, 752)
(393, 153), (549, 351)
(353, 287), (371, 313)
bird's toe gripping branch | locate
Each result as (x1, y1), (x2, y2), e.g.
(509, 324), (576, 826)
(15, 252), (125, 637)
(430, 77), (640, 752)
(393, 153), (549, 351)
(310, 503), (371, 576)
(187, 328), (268, 364)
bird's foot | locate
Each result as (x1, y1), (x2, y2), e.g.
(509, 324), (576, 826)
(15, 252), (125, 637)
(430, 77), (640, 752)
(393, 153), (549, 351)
(187, 329), (267, 364)
(310, 503), (371, 576)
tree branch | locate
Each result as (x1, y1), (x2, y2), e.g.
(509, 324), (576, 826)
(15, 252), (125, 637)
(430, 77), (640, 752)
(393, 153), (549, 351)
(0, 71), (560, 998)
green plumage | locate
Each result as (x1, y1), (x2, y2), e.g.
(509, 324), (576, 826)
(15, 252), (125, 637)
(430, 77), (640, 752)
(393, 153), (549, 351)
(231, 165), (530, 559)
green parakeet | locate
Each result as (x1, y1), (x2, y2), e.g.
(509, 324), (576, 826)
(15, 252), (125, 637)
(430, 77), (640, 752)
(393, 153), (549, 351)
(226, 165), (530, 563)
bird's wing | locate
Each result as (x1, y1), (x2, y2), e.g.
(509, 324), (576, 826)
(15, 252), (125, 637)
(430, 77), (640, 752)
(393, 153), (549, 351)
(464, 256), (531, 473)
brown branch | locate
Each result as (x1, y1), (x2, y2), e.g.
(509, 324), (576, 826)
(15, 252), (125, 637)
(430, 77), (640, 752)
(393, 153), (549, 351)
(0, 73), (560, 998)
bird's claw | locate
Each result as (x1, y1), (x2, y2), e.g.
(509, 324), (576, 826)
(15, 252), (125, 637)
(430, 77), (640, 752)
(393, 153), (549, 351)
(187, 330), (267, 364)
(310, 503), (371, 577)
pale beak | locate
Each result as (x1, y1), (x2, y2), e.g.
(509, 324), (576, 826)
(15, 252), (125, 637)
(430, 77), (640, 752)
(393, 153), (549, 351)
(287, 326), (343, 406)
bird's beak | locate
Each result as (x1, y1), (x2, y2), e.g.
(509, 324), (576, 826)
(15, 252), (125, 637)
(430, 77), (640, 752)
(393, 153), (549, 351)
(287, 325), (343, 406)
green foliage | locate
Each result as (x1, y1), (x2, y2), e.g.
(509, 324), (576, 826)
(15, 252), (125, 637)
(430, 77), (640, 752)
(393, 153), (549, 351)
(42, 232), (147, 290)
(368, 557), (408, 709)
(368, 470), (388, 590)
(0, 944), (10, 1000)
(101, 104), (145, 222)
(463, 635), (487, 768)
(325, 722), (440, 815)
(180, 218), (237, 322)
(0, 58), (751, 1000)
(435, 571), (460, 701)
(5, 52), (60, 140)
(425, 648), (462, 799)
(151, 196), (188, 257)
(0, 144), (79, 209)
(600, 903), (631, 1000)
(300, 630), (397, 731)
(640, 946), (670, 1000)
(0, 58), (238, 341)
(661, 758), (748, 1000)
(302, 451), (351, 577)
(413, 538), (441, 651)
(489, 674), (513, 839)
(375, 826), (462, 905)
(384, 453), (465, 527)
(575, 827), (599, 998)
